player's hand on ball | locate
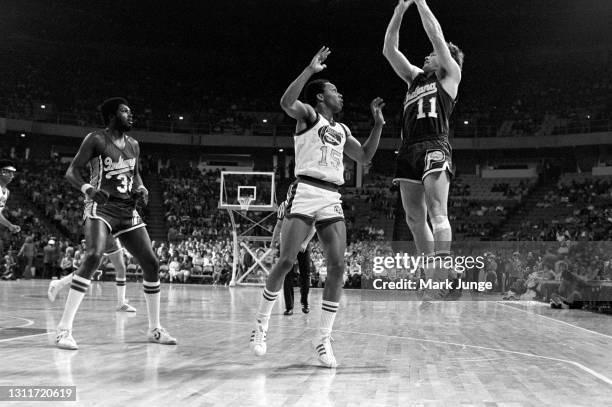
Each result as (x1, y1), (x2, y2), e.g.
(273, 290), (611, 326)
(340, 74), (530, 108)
(133, 187), (149, 208)
(9, 224), (20, 234)
(87, 188), (110, 205)
(370, 97), (386, 126)
(309, 46), (331, 73)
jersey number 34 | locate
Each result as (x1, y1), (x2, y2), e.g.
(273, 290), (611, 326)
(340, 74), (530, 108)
(116, 174), (134, 194)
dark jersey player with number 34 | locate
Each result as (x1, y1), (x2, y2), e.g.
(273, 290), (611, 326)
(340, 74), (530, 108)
(55, 97), (176, 351)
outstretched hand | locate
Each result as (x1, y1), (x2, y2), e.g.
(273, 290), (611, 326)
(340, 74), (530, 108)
(370, 97), (386, 126)
(308, 46), (331, 73)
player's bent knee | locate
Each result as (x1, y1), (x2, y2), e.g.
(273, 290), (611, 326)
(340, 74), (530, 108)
(83, 252), (103, 267)
(406, 214), (427, 230)
(276, 256), (296, 273)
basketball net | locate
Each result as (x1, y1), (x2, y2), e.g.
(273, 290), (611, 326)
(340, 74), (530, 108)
(237, 197), (254, 212)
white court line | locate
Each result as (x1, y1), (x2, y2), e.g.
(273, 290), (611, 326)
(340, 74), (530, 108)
(330, 327), (612, 387)
(0, 316), (35, 329)
(0, 332), (53, 343)
(200, 318), (612, 387)
(496, 301), (612, 340)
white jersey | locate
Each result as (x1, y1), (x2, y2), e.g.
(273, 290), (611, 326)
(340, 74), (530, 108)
(294, 113), (348, 186)
(0, 186), (9, 211)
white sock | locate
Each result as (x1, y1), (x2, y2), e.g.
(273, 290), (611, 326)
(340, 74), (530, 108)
(57, 275), (91, 330)
(57, 272), (74, 291)
(256, 288), (280, 330)
(116, 278), (126, 305)
(319, 300), (339, 337)
(143, 280), (161, 330)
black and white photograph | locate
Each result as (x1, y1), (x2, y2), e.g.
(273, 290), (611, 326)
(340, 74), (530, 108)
(0, 0), (611, 405)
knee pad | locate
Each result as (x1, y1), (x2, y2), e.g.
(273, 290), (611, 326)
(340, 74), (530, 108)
(430, 215), (451, 234)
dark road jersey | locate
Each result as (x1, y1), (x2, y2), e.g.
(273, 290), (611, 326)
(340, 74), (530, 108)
(87, 132), (138, 201)
(401, 73), (455, 145)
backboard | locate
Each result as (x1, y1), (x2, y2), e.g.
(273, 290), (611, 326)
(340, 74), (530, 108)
(219, 171), (275, 211)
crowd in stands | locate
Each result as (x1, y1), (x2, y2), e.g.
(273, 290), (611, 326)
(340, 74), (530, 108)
(503, 176), (612, 241)
(1, 151), (611, 315)
(1, 39), (610, 139)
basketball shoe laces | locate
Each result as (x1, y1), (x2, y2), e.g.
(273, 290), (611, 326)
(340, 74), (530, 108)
(250, 321), (267, 351)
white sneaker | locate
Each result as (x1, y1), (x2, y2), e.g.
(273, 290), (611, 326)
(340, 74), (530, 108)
(55, 329), (78, 350)
(116, 300), (136, 312)
(313, 335), (337, 368)
(249, 321), (267, 357)
(47, 280), (61, 302)
(147, 327), (177, 345)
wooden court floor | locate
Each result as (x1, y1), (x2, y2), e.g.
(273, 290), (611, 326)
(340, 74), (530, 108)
(1, 280), (611, 407)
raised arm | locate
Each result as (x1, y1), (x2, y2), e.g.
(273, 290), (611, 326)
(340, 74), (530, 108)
(279, 46), (330, 122)
(383, 0), (423, 85)
(414, 0), (461, 86)
(344, 98), (386, 164)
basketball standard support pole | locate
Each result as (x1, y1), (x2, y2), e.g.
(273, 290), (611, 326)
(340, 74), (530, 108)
(227, 208), (276, 286)
(228, 208), (239, 287)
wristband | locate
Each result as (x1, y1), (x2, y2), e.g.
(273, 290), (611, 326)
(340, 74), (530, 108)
(81, 183), (94, 195)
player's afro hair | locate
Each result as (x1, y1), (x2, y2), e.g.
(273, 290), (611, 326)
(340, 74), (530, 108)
(99, 97), (128, 125)
(304, 79), (330, 107)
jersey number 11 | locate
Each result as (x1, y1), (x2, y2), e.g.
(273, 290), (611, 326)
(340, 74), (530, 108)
(416, 97), (438, 119)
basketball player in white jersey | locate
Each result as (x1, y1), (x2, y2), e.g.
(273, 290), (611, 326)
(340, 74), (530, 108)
(47, 236), (136, 312)
(249, 46), (385, 368)
(0, 160), (21, 234)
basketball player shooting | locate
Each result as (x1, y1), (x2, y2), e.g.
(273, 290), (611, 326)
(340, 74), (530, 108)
(55, 97), (176, 350)
(249, 46), (385, 368)
(384, 0), (464, 287)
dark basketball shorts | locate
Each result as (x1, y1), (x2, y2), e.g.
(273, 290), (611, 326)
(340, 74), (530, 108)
(393, 139), (453, 184)
(84, 198), (146, 238)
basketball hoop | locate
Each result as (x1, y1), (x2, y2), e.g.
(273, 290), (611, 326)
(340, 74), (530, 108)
(238, 197), (254, 211)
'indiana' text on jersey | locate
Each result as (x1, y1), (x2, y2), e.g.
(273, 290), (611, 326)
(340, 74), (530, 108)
(401, 73), (455, 145)
(294, 113), (347, 185)
(88, 132), (138, 201)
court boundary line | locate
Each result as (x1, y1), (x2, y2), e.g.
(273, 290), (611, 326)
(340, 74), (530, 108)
(0, 316), (35, 329)
(196, 318), (612, 387)
(495, 301), (612, 340)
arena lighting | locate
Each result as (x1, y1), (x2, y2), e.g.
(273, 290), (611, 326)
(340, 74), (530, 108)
(20, 133), (26, 138)
(40, 104), (46, 109)
(279, 148), (284, 152)
(464, 120), (469, 124)
(587, 115), (591, 119)
(179, 116), (184, 120)
(262, 119), (267, 123)
(394, 150), (398, 154)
